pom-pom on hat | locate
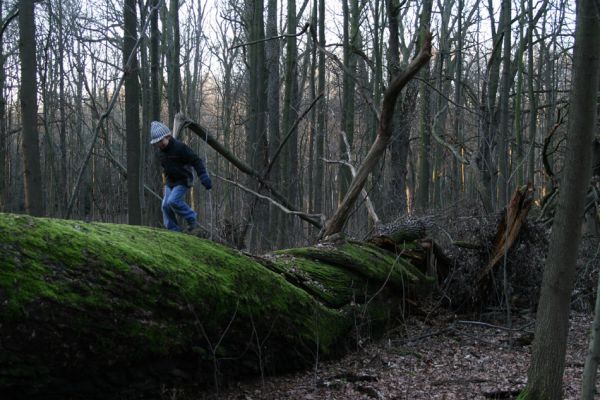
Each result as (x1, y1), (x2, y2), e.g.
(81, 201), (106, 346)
(150, 121), (171, 144)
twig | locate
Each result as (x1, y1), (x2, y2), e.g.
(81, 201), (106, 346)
(339, 131), (380, 225)
(216, 174), (324, 223)
(229, 22), (309, 51)
(264, 93), (323, 178)
(457, 320), (534, 333)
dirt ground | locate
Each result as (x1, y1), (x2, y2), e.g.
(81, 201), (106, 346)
(168, 310), (593, 400)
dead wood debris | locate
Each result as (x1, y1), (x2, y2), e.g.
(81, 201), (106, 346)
(183, 312), (592, 400)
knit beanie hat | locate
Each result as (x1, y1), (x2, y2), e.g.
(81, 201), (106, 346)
(150, 121), (171, 144)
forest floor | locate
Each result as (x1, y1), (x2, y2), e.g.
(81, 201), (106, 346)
(168, 310), (593, 400)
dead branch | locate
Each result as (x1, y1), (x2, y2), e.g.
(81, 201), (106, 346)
(319, 31), (433, 239)
(339, 131), (380, 225)
(264, 93), (323, 178)
(542, 111), (565, 179)
(216, 175), (324, 223)
(177, 115), (322, 229)
(229, 22), (309, 51)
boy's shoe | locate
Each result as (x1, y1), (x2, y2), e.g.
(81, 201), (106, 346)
(186, 221), (204, 236)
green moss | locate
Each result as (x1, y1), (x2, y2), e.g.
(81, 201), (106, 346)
(275, 240), (431, 290)
(0, 212), (430, 391)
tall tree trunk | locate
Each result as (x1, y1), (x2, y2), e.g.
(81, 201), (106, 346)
(0, 0), (6, 211)
(415, 0), (433, 212)
(243, 0), (269, 250)
(280, 0), (300, 246)
(307, 0), (317, 221)
(124, 0), (142, 225)
(265, 0), (281, 242)
(453, 0), (464, 199)
(387, 0), (413, 216)
(18, 0), (44, 217)
(339, 0), (358, 202)
(169, 0), (181, 121)
(148, 0), (163, 226)
(497, 0), (512, 207)
(513, 0), (526, 188)
(313, 0), (326, 216)
(57, 0), (67, 216)
(138, 0), (151, 224)
(522, 0), (600, 398)
(431, 0), (452, 208)
(526, 0), (537, 187)
(477, 0), (504, 212)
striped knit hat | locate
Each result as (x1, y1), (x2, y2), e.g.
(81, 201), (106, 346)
(150, 121), (171, 144)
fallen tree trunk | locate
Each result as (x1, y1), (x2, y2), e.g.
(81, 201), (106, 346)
(0, 213), (434, 398)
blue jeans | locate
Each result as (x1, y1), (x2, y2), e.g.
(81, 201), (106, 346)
(161, 185), (197, 231)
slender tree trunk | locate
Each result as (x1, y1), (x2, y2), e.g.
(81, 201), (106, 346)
(169, 0), (181, 122)
(431, 0), (452, 208)
(280, 0), (299, 246)
(0, 0), (6, 211)
(308, 0), (317, 220)
(522, 0), (600, 398)
(387, 0), (413, 216)
(57, 0), (67, 216)
(18, 0), (44, 217)
(526, 0), (537, 187)
(243, 0), (269, 250)
(124, 0), (142, 225)
(339, 0), (358, 202)
(265, 0), (280, 240)
(477, 1), (504, 212)
(497, 0), (512, 207)
(415, 0), (433, 212)
(313, 0), (326, 216)
(453, 0), (464, 199)
(147, 0), (163, 226)
(513, 0), (526, 188)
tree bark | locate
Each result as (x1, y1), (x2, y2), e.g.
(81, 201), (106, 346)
(497, 0), (512, 207)
(313, 0), (326, 216)
(522, 0), (600, 398)
(415, 0), (433, 212)
(167, 0), (181, 123)
(18, 0), (44, 217)
(124, 0), (142, 225)
(386, 0), (413, 216)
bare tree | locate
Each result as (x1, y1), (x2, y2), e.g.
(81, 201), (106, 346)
(522, 0), (600, 398)
(124, 0), (142, 225)
(18, 0), (43, 216)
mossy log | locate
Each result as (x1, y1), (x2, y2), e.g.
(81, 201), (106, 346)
(0, 213), (434, 398)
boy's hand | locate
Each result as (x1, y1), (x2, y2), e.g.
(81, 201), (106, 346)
(201, 174), (212, 190)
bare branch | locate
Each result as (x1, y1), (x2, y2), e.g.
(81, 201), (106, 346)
(320, 31), (433, 239)
(216, 175), (324, 223)
(229, 22), (310, 51)
(264, 93), (323, 178)
(178, 115), (323, 229)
